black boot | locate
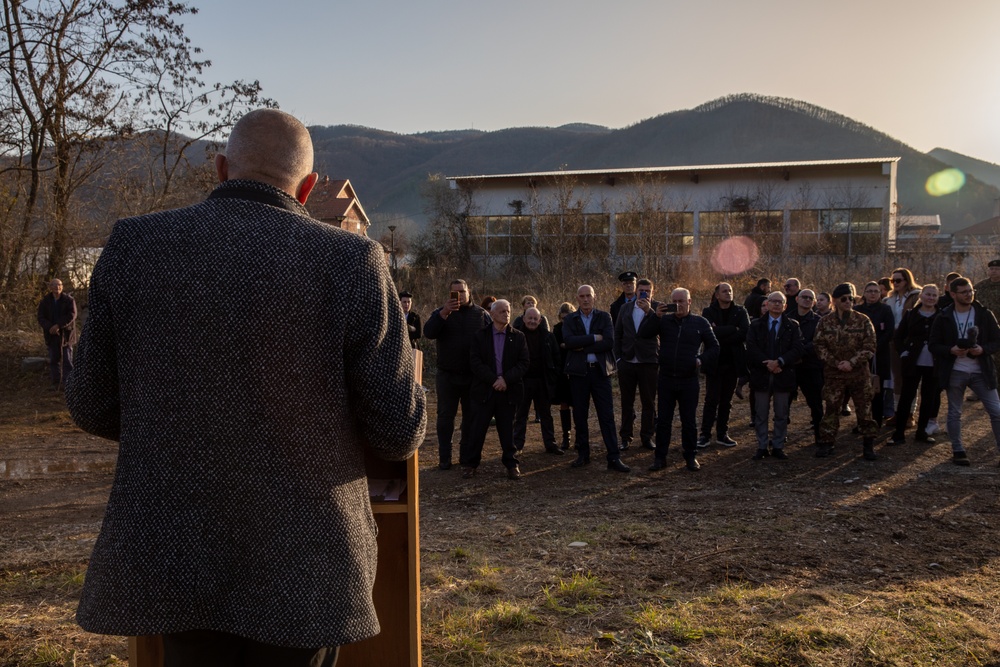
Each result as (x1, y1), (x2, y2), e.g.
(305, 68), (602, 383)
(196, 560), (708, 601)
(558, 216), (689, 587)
(862, 437), (878, 460)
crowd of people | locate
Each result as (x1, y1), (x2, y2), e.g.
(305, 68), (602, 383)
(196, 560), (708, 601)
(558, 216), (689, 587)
(407, 262), (1000, 480)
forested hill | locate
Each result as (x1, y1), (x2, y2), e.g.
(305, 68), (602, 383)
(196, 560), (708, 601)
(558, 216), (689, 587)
(307, 93), (998, 234)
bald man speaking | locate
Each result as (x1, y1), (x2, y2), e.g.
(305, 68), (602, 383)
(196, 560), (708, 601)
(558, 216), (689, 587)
(66, 109), (426, 665)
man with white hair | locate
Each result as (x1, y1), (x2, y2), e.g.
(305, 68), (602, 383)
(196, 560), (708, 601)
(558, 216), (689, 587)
(464, 299), (530, 479)
(66, 109), (426, 665)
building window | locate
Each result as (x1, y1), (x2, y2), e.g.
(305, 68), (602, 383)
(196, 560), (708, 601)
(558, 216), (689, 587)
(465, 215), (533, 256)
(699, 210), (782, 256)
(790, 208), (882, 255)
(615, 211), (668, 257)
(537, 212), (609, 258)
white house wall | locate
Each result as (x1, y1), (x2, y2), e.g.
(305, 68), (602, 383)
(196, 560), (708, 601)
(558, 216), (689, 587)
(450, 161), (897, 259)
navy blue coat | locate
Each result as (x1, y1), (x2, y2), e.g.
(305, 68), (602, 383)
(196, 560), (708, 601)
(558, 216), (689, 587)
(746, 314), (804, 392)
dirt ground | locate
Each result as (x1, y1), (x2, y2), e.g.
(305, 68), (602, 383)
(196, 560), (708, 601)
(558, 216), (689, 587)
(3, 340), (1000, 665)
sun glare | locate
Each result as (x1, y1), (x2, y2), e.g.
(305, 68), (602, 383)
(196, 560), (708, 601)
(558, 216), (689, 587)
(925, 168), (966, 197)
(711, 236), (759, 275)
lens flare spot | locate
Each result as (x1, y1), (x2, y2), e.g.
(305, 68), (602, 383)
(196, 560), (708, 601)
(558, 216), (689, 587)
(925, 168), (966, 197)
(711, 236), (759, 275)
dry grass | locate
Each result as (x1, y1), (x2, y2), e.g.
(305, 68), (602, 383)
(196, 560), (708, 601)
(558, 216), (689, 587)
(4, 332), (1000, 665)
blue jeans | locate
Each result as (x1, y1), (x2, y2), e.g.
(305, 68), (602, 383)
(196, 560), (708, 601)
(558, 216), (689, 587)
(945, 371), (1000, 453)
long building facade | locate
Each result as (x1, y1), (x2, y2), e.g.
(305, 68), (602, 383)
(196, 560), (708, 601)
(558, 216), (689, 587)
(447, 158), (899, 271)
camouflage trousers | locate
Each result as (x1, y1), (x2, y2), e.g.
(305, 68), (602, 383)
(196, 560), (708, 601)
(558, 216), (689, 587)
(820, 370), (878, 444)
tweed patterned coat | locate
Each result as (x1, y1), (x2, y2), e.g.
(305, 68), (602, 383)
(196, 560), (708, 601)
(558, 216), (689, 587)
(65, 180), (427, 648)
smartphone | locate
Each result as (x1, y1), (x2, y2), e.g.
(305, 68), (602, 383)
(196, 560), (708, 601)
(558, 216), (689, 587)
(450, 291), (459, 301)
(663, 303), (677, 313)
(638, 290), (649, 300)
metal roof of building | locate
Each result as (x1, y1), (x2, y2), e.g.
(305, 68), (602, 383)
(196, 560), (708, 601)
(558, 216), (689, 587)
(448, 157), (901, 182)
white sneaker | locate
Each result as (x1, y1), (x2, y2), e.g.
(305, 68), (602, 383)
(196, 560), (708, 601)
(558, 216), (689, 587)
(925, 419), (939, 435)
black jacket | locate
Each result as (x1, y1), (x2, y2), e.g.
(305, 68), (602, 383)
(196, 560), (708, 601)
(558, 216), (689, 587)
(700, 301), (749, 371)
(638, 312), (719, 377)
(787, 309), (822, 371)
(854, 301), (895, 378)
(563, 309), (616, 377)
(469, 324), (530, 405)
(609, 293), (633, 326)
(405, 311), (421, 348)
(745, 314), (804, 392)
(424, 304), (492, 375)
(37, 292), (77, 348)
(894, 307), (939, 376)
(516, 323), (561, 396)
(743, 286), (768, 319)
(614, 300), (661, 364)
(928, 301), (1000, 390)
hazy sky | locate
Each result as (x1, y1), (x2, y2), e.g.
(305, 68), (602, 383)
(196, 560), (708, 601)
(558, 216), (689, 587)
(185, 0), (1000, 164)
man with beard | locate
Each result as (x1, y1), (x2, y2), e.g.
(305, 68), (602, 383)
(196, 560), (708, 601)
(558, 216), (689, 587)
(699, 282), (749, 448)
(929, 277), (1000, 466)
(424, 279), (493, 469)
(614, 278), (660, 451)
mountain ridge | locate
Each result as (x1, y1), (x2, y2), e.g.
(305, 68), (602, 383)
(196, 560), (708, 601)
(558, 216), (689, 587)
(307, 93), (998, 234)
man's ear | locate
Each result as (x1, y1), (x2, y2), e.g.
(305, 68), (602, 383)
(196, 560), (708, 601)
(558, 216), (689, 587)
(215, 154), (228, 183)
(295, 172), (319, 205)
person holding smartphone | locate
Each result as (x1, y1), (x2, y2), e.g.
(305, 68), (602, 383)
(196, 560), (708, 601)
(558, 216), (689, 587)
(614, 278), (661, 451)
(639, 287), (719, 472)
(424, 279), (493, 470)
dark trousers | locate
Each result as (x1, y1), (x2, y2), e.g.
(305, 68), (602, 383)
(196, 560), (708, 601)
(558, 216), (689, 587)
(514, 377), (555, 449)
(463, 393), (519, 469)
(435, 370), (473, 466)
(655, 374), (699, 461)
(569, 367), (620, 462)
(796, 367), (824, 438)
(163, 629), (338, 667)
(47, 342), (73, 385)
(700, 365), (738, 438)
(894, 365), (941, 438)
(617, 362), (658, 445)
(871, 375), (886, 427)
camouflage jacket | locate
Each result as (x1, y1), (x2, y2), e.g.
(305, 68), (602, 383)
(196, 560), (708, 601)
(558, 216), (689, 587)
(973, 279), (1000, 321)
(813, 309), (876, 375)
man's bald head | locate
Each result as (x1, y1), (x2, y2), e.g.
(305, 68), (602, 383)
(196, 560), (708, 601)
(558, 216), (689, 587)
(216, 109), (318, 203)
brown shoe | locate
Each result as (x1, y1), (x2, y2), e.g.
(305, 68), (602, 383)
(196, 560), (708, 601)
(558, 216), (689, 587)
(506, 465), (521, 480)
(461, 466), (477, 479)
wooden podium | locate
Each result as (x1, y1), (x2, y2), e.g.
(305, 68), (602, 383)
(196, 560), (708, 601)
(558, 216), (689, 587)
(129, 351), (423, 666)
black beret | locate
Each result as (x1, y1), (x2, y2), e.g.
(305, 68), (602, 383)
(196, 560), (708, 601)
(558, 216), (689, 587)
(618, 271), (638, 282)
(988, 259), (1000, 268)
(398, 291), (413, 298)
(831, 283), (856, 299)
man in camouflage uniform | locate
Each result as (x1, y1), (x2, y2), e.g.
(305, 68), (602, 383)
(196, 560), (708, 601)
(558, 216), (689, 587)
(974, 259), (1000, 384)
(813, 282), (879, 460)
